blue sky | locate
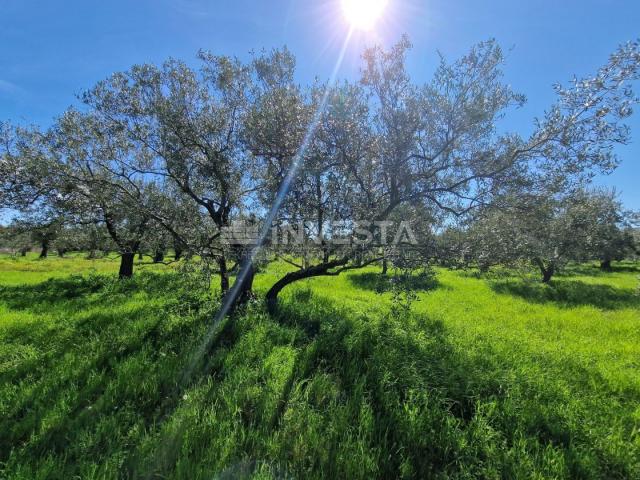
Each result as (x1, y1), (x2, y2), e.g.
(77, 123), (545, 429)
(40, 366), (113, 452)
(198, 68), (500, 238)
(1, 0), (639, 210)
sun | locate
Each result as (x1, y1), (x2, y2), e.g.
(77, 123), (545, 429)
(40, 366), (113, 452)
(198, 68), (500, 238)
(341, 0), (389, 31)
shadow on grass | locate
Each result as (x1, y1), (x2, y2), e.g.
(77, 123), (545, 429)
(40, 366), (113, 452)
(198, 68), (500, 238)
(0, 272), (187, 314)
(0, 273), (219, 472)
(491, 278), (640, 310)
(347, 271), (441, 294)
(557, 262), (640, 278)
(247, 295), (630, 479)
(1, 273), (635, 478)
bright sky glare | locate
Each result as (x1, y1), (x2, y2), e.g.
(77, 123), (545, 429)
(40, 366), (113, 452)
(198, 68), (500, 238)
(341, 0), (389, 30)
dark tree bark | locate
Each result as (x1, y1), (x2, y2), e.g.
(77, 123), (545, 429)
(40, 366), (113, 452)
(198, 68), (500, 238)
(39, 239), (49, 259)
(20, 248), (29, 257)
(600, 259), (612, 271)
(234, 261), (255, 307)
(315, 175), (330, 265)
(153, 249), (165, 263)
(223, 246), (256, 312)
(103, 212), (147, 279)
(119, 252), (135, 279)
(174, 244), (184, 261)
(381, 258), (388, 275)
(266, 258), (349, 314)
(138, 251), (144, 260)
(322, 246), (330, 264)
(58, 249), (67, 258)
(534, 258), (555, 283)
(218, 256), (230, 293)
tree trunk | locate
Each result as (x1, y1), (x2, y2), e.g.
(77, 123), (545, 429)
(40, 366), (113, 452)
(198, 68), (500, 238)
(600, 259), (612, 271)
(138, 251), (144, 260)
(119, 252), (135, 279)
(541, 264), (555, 283)
(235, 261), (255, 307)
(218, 256), (230, 293)
(20, 248), (28, 257)
(39, 239), (49, 259)
(542, 269), (553, 283)
(381, 258), (388, 275)
(266, 258), (349, 314)
(317, 173), (330, 265)
(174, 246), (183, 261)
(534, 258), (555, 284)
(322, 245), (330, 264)
(153, 249), (165, 263)
(229, 247), (255, 309)
(58, 249), (67, 258)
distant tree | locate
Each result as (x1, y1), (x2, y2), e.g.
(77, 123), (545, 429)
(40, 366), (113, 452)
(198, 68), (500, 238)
(465, 188), (638, 281)
(0, 225), (32, 256)
(579, 189), (638, 270)
(22, 217), (63, 259)
(76, 223), (114, 259)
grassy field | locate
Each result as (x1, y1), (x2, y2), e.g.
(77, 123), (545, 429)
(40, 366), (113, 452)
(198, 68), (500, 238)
(1, 253), (639, 479)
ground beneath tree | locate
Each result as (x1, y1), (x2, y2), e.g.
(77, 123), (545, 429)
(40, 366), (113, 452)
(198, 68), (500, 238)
(1, 254), (639, 478)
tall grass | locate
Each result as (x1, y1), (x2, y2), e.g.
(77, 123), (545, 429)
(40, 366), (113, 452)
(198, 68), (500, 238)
(1, 255), (638, 478)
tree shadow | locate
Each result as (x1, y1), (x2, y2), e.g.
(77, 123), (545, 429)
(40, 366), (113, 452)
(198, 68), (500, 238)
(0, 272), (218, 469)
(557, 262), (640, 278)
(0, 275), (104, 311)
(0, 272), (188, 314)
(347, 271), (441, 294)
(491, 278), (640, 310)
(251, 298), (633, 479)
(3, 272), (636, 478)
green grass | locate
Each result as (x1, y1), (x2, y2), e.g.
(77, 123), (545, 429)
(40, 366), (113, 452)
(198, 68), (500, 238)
(1, 254), (639, 478)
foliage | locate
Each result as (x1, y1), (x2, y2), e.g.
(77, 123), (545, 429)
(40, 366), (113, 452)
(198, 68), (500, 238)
(464, 188), (638, 281)
(3, 38), (640, 304)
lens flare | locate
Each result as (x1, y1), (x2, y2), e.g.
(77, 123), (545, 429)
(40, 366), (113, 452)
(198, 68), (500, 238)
(341, 0), (389, 30)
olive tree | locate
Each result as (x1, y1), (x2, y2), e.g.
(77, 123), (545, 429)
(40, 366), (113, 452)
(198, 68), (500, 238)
(0, 122), (53, 210)
(259, 38), (640, 311)
(47, 110), (163, 277)
(579, 189), (638, 270)
(466, 188), (637, 281)
(79, 52), (265, 297)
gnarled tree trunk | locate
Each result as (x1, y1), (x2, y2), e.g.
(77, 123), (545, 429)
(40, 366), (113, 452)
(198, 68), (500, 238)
(39, 239), (49, 259)
(218, 256), (230, 293)
(119, 252), (135, 279)
(266, 258), (349, 314)
(534, 258), (555, 283)
(235, 261), (255, 307)
(153, 249), (165, 263)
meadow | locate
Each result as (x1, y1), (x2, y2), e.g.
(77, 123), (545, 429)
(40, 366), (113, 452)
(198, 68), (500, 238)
(0, 253), (639, 479)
